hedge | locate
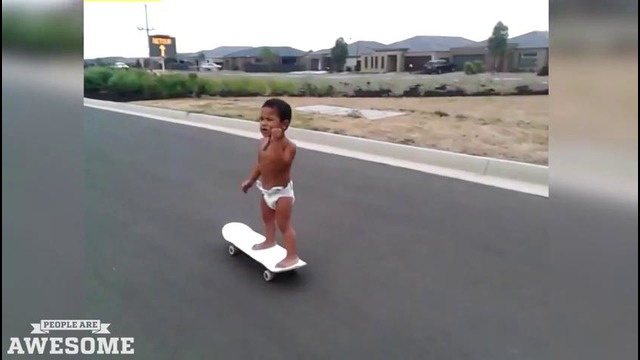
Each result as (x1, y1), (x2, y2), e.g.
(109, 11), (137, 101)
(84, 67), (548, 101)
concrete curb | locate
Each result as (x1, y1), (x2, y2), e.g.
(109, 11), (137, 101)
(84, 98), (549, 197)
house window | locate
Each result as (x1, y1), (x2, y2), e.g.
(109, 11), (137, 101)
(364, 57), (369, 69)
(381, 56), (385, 70)
(519, 52), (538, 68)
(374, 56), (378, 69)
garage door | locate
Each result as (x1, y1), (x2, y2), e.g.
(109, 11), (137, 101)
(452, 55), (485, 70)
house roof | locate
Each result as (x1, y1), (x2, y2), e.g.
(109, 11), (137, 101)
(509, 30), (549, 48)
(224, 46), (308, 58)
(368, 35), (478, 54)
(473, 30), (549, 49)
(177, 46), (253, 59)
(85, 56), (134, 63)
(311, 40), (387, 57)
(199, 46), (253, 58)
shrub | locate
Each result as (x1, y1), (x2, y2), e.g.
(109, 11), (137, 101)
(191, 77), (209, 97)
(472, 60), (485, 74)
(463, 61), (486, 75)
(202, 78), (224, 96)
(298, 82), (335, 97)
(265, 79), (299, 96)
(464, 62), (476, 75)
(537, 64), (548, 76)
(84, 66), (116, 92)
(139, 74), (165, 99)
(220, 77), (268, 96)
(155, 74), (191, 98)
(106, 70), (146, 98)
(84, 66), (548, 101)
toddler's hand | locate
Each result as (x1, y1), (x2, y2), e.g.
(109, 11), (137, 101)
(241, 179), (254, 193)
(271, 127), (284, 140)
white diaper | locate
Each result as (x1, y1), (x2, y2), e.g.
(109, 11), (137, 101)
(256, 180), (295, 210)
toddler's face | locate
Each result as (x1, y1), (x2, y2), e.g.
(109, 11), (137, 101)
(259, 106), (286, 137)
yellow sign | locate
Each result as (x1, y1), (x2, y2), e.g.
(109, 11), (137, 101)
(159, 45), (166, 57)
(151, 37), (172, 46)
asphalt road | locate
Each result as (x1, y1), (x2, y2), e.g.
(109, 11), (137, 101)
(81, 107), (549, 359)
(4, 89), (550, 358)
(5, 58), (637, 359)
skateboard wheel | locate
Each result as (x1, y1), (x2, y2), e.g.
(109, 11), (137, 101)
(228, 245), (239, 256)
(263, 270), (275, 282)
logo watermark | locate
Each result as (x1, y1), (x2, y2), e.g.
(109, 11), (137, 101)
(6, 320), (134, 356)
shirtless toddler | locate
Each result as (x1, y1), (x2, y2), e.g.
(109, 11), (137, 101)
(241, 98), (299, 268)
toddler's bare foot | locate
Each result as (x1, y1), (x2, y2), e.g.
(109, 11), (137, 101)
(276, 256), (300, 268)
(252, 240), (275, 250)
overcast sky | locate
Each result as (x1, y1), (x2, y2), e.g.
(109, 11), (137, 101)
(83, 0), (548, 59)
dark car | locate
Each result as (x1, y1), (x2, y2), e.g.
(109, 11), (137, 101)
(423, 59), (456, 74)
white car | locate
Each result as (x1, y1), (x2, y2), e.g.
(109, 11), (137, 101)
(201, 62), (221, 71)
(111, 62), (129, 69)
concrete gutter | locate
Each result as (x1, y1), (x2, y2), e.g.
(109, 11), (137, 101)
(84, 98), (549, 198)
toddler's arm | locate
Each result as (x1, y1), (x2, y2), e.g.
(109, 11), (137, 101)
(241, 162), (260, 193)
(246, 160), (260, 183)
(269, 129), (297, 165)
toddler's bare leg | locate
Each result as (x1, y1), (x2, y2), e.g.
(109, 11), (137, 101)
(274, 197), (299, 268)
(252, 197), (276, 250)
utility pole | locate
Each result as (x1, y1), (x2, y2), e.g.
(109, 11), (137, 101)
(137, 4), (155, 69)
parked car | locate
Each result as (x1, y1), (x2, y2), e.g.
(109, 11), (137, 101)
(201, 62), (221, 71)
(423, 59), (456, 74)
(110, 61), (129, 69)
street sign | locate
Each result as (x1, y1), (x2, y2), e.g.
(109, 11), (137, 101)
(148, 35), (177, 58)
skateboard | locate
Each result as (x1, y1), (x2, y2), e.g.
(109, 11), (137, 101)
(221, 222), (307, 282)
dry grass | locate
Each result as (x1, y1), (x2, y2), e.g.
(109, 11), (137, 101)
(134, 95), (549, 165)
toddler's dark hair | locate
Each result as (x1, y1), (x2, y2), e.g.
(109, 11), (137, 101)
(262, 98), (292, 123)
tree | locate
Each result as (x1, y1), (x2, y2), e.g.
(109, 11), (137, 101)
(259, 47), (279, 71)
(196, 51), (205, 70)
(487, 21), (509, 73)
(330, 37), (349, 72)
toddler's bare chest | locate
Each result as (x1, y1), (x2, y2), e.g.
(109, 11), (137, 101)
(258, 148), (284, 165)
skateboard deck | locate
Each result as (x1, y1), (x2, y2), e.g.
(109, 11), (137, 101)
(222, 222), (307, 281)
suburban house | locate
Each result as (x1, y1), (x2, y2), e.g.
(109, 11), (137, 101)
(200, 46), (252, 66)
(177, 46), (251, 69)
(510, 31), (549, 72)
(304, 41), (385, 71)
(342, 31), (549, 73)
(130, 30), (547, 73)
(357, 35), (478, 73)
(221, 46), (308, 72)
(449, 31), (549, 72)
